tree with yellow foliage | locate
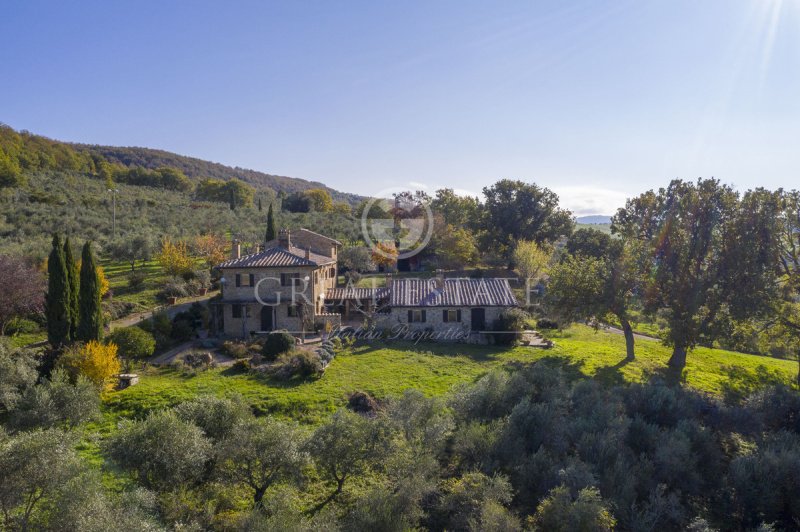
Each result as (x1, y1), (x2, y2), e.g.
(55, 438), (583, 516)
(193, 234), (227, 269)
(371, 241), (398, 270)
(77, 260), (109, 297)
(58, 340), (121, 391)
(156, 238), (194, 277)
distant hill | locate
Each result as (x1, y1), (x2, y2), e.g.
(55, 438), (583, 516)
(78, 144), (361, 204)
(576, 215), (612, 225)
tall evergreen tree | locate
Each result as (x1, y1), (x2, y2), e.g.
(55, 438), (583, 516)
(45, 234), (71, 347)
(77, 242), (103, 342)
(258, 197), (263, 211)
(265, 203), (276, 243)
(63, 237), (80, 341)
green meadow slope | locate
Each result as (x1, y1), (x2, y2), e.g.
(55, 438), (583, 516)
(103, 325), (798, 426)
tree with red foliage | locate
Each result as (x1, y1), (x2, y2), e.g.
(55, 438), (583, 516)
(0, 255), (45, 336)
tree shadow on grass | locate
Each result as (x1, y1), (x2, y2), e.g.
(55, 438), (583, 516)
(643, 365), (686, 388)
(505, 355), (590, 383)
(593, 358), (633, 387)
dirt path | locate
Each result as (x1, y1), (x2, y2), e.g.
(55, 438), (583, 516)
(110, 291), (218, 330)
(147, 341), (235, 366)
(602, 325), (659, 342)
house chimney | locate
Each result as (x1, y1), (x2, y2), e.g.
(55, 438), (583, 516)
(278, 228), (291, 249)
(231, 239), (241, 260)
(305, 247), (311, 260)
(434, 269), (445, 290)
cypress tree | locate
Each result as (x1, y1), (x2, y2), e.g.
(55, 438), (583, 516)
(258, 198), (263, 211)
(77, 241), (103, 342)
(63, 237), (80, 341)
(265, 203), (276, 243)
(46, 234), (71, 347)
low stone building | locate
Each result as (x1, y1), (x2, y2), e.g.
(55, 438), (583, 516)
(386, 277), (518, 340)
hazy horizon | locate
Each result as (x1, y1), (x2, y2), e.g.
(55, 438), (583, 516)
(3, 1), (799, 215)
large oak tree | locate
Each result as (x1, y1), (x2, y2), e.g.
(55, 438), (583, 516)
(613, 180), (781, 368)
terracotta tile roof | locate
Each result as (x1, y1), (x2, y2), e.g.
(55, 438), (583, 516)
(217, 245), (335, 268)
(390, 278), (518, 307)
(325, 287), (390, 301)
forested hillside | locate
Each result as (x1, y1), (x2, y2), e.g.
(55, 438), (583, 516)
(82, 144), (360, 204)
(0, 124), (363, 259)
(0, 124), (359, 202)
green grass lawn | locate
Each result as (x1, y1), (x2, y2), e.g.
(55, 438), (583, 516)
(542, 325), (797, 395)
(103, 325), (799, 428)
(102, 259), (170, 311)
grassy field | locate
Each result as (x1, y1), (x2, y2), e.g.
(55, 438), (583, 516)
(102, 325), (799, 428)
(102, 258), (177, 311)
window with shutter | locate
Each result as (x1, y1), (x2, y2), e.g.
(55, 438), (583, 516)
(249, 274), (255, 286)
(235, 274), (241, 287)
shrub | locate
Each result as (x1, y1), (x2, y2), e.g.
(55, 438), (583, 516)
(102, 300), (136, 321)
(493, 308), (528, 346)
(221, 341), (251, 359)
(57, 341), (121, 391)
(348, 391), (379, 414)
(185, 270), (211, 296)
(5, 317), (40, 335)
(272, 351), (323, 381)
(127, 271), (147, 290)
(107, 327), (156, 359)
(232, 359), (250, 372)
(9, 369), (99, 430)
(170, 319), (195, 342)
(531, 485), (616, 531)
(158, 279), (188, 302)
(536, 318), (559, 330)
(262, 331), (296, 361)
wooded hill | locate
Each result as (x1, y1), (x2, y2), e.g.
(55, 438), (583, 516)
(0, 123), (360, 203)
(81, 144), (360, 204)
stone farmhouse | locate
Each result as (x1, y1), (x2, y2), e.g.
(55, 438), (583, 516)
(214, 229), (518, 340)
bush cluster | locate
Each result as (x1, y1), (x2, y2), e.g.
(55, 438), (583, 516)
(262, 331), (296, 360)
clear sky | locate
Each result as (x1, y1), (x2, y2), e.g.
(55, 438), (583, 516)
(2, 1), (799, 215)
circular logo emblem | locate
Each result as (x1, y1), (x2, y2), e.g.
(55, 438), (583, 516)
(360, 187), (434, 260)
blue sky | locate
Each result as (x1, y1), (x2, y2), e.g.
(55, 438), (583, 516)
(2, 0), (799, 215)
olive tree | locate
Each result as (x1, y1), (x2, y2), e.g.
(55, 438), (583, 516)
(0, 429), (84, 530)
(105, 410), (212, 491)
(216, 418), (307, 505)
(305, 410), (392, 511)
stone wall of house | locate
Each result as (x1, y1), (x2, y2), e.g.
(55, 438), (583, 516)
(222, 302), (260, 338)
(221, 265), (319, 306)
(386, 306), (508, 340)
(222, 301), (335, 338)
(221, 266), (340, 339)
